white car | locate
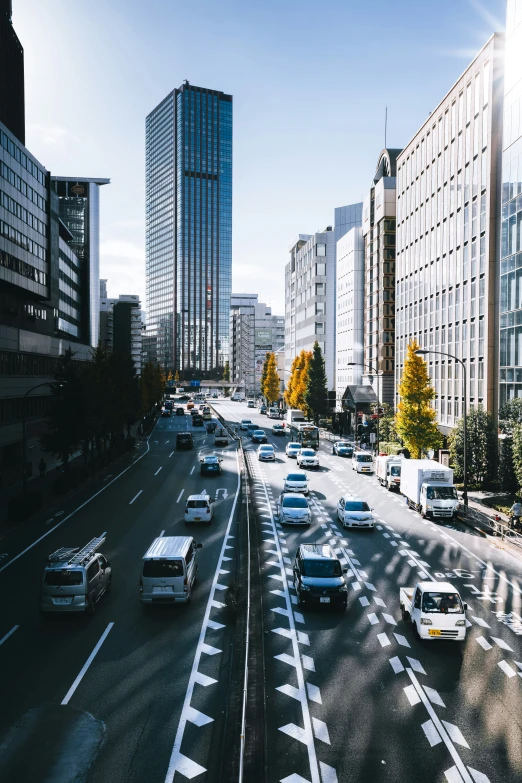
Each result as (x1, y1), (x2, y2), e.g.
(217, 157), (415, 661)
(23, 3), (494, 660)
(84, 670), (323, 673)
(352, 451), (374, 474)
(276, 493), (311, 525)
(337, 496), (375, 528)
(240, 419), (252, 431)
(286, 442), (302, 458)
(258, 444), (276, 461)
(247, 400), (255, 408)
(283, 471), (309, 495)
(296, 448), (319, 469)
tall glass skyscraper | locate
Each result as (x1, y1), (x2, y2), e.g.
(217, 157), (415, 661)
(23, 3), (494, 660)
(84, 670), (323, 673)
(145, 81), (232, 375)
(500, 1), (522, 404)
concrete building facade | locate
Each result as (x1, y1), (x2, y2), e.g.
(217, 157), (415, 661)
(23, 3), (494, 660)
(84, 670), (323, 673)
(100, 289), (143, 375)
(230, 294), (284, 396)
(336, 226), (364, 398)
(395, 34), (504, 433)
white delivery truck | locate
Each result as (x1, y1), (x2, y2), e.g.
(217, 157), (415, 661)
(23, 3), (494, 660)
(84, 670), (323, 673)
(375, 454), (402, 491)
(286, 408), (306, 425)
(400, 459), (458, 519)
(399, 581), (468, 641)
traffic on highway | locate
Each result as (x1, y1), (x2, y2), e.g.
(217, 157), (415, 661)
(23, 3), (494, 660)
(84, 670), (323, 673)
(1, 396), (521, 783)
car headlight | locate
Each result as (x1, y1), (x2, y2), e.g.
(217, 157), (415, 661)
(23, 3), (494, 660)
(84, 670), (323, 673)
(455, 619), (466, 626)
(420, 618), (432, 625)
(339, 584), (348, 592)
(301, 584), (310, 591)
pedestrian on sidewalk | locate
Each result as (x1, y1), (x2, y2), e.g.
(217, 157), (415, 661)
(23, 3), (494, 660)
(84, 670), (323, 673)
(39, 458), (47, 478)
(509, 499), (522, 530)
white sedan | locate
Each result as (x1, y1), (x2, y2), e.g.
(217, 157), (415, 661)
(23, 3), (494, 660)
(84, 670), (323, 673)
(296, 448), (320, 469)
(286, 442), (302, 458)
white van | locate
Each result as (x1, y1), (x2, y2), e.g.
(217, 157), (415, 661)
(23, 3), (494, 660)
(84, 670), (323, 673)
(140, 536), (202, 604)
(184, 493), (215, 525)
(351, 451), (374, 474)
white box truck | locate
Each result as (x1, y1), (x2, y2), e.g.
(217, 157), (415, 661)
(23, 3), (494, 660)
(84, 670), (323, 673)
(400, 459), (458, 519)
(286, 409), (306, 425)
(375, 455), (402, 491)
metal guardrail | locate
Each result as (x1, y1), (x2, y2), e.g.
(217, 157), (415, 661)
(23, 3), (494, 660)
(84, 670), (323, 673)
(238, 440), (250, 783)
(456, 502), (522, 549)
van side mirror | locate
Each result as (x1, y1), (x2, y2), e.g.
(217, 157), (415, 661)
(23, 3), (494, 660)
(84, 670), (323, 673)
(463, 602), (468, 611)
(196, 543), (203, 549)
(342, 566), (348, 574)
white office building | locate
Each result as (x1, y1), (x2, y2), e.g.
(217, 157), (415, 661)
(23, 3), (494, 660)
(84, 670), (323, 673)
(336, 227), (364, 399)
(230, 294), (284, 396)
(395, 34), (504, 433)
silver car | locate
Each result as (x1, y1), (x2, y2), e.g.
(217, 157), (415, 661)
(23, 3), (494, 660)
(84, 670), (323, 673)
(276, 493), (311, 525)
(258, 444), (276, 461)
(286, 442), (302, 458)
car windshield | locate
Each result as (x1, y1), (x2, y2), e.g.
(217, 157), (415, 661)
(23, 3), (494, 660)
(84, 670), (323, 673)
(344, 501), (370, 512)
(302, 560), (342, 577)
(390, 465), (401, 476)
(204, 457), (218, 463)
(300, 450), (315, 456)
(356, 454), (373, 463)
(187, 500), (209, 509)
(287, 474), (306, 482)
(422, 592), (463, 613)
(253, 430), (265, 435)
(337, 442), (350, 448)
(426, 486), (458, 500)
(288, 443), (300, 449)
(242, 420), (252, 425)
(143, 559), (184, 578)
(44, 569), (83, 586)
(282, 497), (308, 508)
(260, 445), (274, 451)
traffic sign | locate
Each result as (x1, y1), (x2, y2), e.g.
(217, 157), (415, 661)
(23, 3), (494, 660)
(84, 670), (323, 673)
(190, 380), (201, 387)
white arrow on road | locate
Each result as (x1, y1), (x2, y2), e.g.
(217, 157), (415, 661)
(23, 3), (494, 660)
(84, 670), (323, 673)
(216, 488), (228, 500)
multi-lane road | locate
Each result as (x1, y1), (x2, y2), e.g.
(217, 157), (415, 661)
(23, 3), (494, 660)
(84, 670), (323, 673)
(1, 398), (522, 783)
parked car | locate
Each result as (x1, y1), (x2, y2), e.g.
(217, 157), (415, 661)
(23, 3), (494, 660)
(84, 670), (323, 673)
(283, 471), (309, 495)
(251, 429), (267, 444)
(286, 442), (302, 458)
(184, 494), (215, 525)
(296, 448), (320, 469)
(293, 544), (348, 611)
(200, 454), (223, 476)
(257, 444), (276, 461)
(337, 496), (375, 529)
(332, 440), (353, 457)
(276, 493), (311, 525)
(272, 423), (285, 436)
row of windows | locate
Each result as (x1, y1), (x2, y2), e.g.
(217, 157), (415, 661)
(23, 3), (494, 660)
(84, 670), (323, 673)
(1, 190), (47, 237)
(0, 248), (47, 286)
(0, 130), (46, 185)
(0, 350), (59, 376)
(0, 395), (52, 425)
(0, 220), (47, 261)
(0, 161), (47, 212)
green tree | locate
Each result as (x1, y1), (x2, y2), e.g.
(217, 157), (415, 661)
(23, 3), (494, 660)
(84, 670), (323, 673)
(498, 436), (517, 493)
(41, 348), (85, 472)
(499, 398), (522, 434)
(513, 424), (522, 491)
(395, 340), (442, 459)
(449, 405), (496, 487)
(263, 352), (280, 404)
(379, 403), (398, 443)
(304, 342), (328, 425)
(222, 361), (230, 381)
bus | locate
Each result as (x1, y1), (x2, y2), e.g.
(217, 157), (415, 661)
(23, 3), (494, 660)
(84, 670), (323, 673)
(288, 423), (320, 450)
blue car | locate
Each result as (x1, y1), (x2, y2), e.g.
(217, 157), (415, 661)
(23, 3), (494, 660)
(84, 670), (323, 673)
(333, 440), (354, 457)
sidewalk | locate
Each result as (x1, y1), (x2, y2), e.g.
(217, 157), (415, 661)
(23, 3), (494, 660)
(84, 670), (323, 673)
(455, 491), (522, 560)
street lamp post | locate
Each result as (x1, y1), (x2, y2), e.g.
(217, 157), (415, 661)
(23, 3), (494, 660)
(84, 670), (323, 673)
(347, 361), (380, 454)
(415, 349), (467, 508)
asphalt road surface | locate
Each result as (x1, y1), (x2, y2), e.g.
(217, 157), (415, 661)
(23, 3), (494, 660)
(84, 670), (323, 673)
(217, 399), (522, 783)
(0, 407), (241, 783)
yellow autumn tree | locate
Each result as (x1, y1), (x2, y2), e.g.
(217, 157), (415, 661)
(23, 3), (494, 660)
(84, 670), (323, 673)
(395, 340), (442, 458)
(288, 350), (312, 416)
(263, 352), (280, 404)
(284, 354), (300, 408)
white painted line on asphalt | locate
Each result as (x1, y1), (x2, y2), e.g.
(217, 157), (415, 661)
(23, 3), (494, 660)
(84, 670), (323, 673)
(129, 490), (143, 505)
(164, 448), (240, 783)
(61, 622), (114, 705)
(424, 686), (446, 707)
(491, 636), (513, 652)
(498, 660), (517, 678)
(0, 424), (157, 573)
(169, 451), (174, 457)
(393, 633), (411, 648)
(0, 624), (19, 648)
(190, 466), (195, 475)
(389, 656), (404, 673)
(476, 636), (493, 651)
(154, 467), (163, 476)
(176, 489), (185, 503)
(159, 530), (165, 537)
(367, 613), (379, 625)
(377, 633), (391, 647)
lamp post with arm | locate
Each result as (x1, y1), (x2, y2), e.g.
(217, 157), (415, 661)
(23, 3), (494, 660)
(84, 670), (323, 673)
(347, 361), (380, 454)
(414, 348), (467, 508)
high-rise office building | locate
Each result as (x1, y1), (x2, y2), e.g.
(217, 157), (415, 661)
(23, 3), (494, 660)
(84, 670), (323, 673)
(395, 34), (504, 434)
(361, 149), (401, 406)
(229, 294), (284, 396)
(100, 289), (143, 375)
(500, 1), (522, 405)
(336, 227), (364, 394)
(51, 177), (110, 348)
(145, 81), (232, 376)
(0, 0), (24, 145)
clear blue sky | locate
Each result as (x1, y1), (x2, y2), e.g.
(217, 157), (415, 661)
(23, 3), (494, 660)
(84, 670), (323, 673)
(15, 0), (505, 316)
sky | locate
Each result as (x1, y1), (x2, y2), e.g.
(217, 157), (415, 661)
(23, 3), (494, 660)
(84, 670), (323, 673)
(14, 0), (506, 316)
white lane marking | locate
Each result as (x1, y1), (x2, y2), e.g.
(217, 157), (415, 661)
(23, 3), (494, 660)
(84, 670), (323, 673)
(476, 636), (493, 651)
(169, 451), (174, 457)
(367, 613), (379, 625)
(129, 490), (143, 505)
(389, 656), (404, 673)
(498, 660), (517, 678)
(377, 633), (391, 647)
(176, 489), (185, 503)
(424, 686), (446, 707)
(190, 466), (195, 475)
(154, 467), (163, 476)
(164, 448), (240, 783)
(0, 624), (20, 647)
(61, 623), (114, 705)
(406, 668), (474, 783)
(0, 426), (155, 573)
(491, 636), (513, 652)
(159, 530), (165, 537)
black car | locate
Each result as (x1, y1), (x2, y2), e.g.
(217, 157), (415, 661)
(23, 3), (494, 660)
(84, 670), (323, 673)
(176, 432), (193, 450)
(164, 401), (173, 410)
(260, 405), (267, 414)
(200, 455), (222, 475)
(251, 429), (267, 443)
(206, 422), (217, 433)
(332, 440), (354, 457)
(176, 407), (185, 416)
(192, 414), (204, 426)
(161, 408), (171, 417)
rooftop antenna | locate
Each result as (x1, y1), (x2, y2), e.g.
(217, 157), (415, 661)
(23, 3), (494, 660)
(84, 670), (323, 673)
(384, 106), (388, 149)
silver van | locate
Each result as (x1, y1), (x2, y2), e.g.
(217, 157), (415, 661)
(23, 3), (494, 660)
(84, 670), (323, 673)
(39, 533), (111, 615)
(140, 536), (202, 604)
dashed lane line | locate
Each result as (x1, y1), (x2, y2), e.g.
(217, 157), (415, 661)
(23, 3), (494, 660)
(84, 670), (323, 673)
(0, 624), (19, 648)
(129, 490), (143, 505)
